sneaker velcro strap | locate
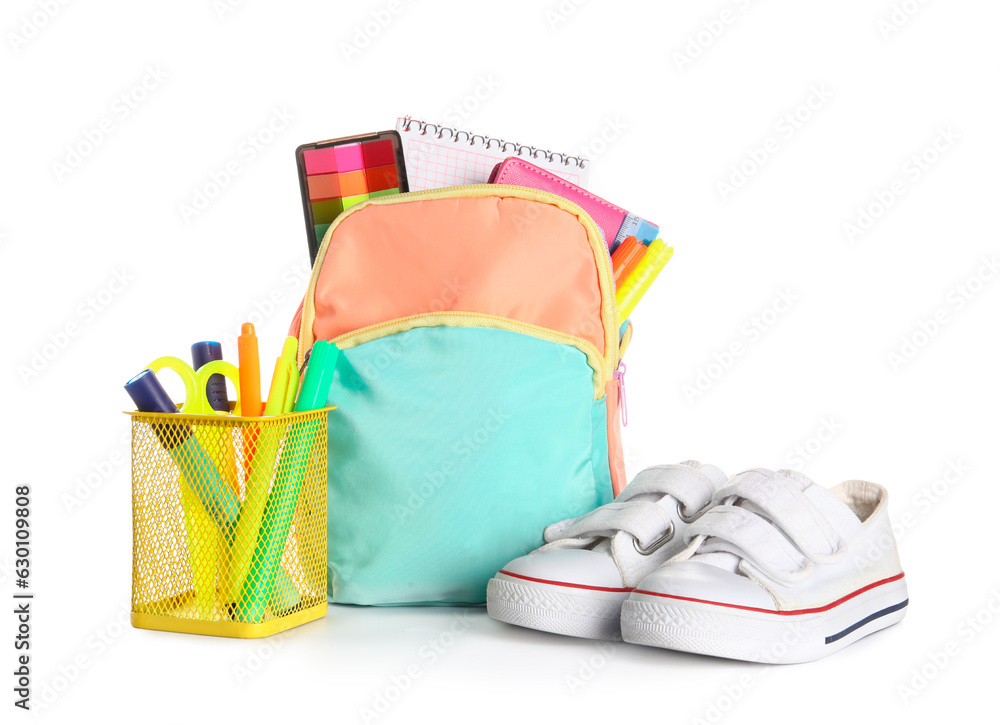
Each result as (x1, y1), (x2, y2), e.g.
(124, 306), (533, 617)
(716, 469), (846, 563)
(618, 465), (716, 517)
(544, 500), (677, 549)
(543, 465), (717, 548)
(686, 504), (811, 584)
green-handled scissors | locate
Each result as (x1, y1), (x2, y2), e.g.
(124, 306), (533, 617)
(147, 356), (242, 415)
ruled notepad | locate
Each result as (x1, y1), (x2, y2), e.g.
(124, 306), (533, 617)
(396, 117), (590, 191)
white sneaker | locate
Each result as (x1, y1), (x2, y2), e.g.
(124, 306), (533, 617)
(621, 469), (908, 663)
(487, 461), (726, 641)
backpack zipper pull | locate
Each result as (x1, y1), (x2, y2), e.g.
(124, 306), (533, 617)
(614, 361), (627, 427)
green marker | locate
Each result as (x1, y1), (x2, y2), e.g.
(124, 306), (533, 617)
(224, 337), (301, 602)
(239, 341), (339, 621)
(293, 340), (340, 412)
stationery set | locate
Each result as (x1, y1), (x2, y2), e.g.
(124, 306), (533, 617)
(124, 115), (674, 635)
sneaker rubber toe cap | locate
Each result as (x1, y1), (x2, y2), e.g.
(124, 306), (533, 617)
(633, 561), (777, 610)
(499, 548), (626, 590)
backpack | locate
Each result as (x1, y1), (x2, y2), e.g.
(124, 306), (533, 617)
(289, 185), (631, 605)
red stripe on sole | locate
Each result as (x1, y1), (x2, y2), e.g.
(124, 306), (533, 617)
(632, 572), (906, 615)
(497, 570), (633, 594)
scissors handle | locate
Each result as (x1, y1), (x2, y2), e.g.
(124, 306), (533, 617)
(147, 356), (199, 413)
(195, 361), (242, 416)
(147, 356), (242, 415)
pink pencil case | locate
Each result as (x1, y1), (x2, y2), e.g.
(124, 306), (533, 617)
(488, 157), (658, 250)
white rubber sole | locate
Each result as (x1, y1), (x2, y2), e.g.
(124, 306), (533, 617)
(621, 573), (908, 663)
(486, 571), (631, 641)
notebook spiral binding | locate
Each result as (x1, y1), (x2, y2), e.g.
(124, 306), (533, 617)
(400, 116), (588, 169)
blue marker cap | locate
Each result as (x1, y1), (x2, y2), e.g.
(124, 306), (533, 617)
(191, 340), (229, 412)
(125, 369), (190, 446)
(191, 341), (222, 368)
(125, 369), (177, 414)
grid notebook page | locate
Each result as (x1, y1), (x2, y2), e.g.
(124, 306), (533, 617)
(396, 117), (590, 191)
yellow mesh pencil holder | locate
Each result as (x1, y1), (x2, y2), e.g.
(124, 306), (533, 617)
(127, 407), (332, 638)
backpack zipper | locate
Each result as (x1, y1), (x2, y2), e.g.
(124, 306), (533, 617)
(613, 361), (628, 426)
(331, 311), (608, 399)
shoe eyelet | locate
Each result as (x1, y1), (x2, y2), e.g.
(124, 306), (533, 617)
(677, 500), (711, 524)
(632, 521), (675, 556)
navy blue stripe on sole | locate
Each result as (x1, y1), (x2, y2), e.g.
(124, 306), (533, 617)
(824, 599), (909, 644)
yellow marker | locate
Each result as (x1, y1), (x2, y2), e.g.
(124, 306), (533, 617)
(259, 337), (303, 611)
(225, 337), (301, 602)
(263, 337), (300, 416)
(180, 477), (220, 620)
(270, 565), (302, 617)
(616, 240), (674, 320)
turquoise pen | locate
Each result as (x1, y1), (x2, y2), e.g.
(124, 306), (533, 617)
(240, 340), (339, 621)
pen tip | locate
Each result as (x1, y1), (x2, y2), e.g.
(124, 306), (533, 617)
(241, 322), (255, 335)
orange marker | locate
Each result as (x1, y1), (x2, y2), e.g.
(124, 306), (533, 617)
(612, 237), (647, 288)
(611, 237), (636, 285)
(237, 323), (262, 416)
(618, 244), (648, 286)
(238, 323), (262, 482)
(611, 236), (638, 266)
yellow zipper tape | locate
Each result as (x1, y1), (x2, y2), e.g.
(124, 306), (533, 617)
(297, 185), (618, 377)
(333, 311), (607, 399)
(619, 321), (634, 359)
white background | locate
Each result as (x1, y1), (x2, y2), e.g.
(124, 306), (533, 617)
(2, 0), (998, 722)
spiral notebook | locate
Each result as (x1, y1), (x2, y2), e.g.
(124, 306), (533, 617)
(396, 117), (590, 191)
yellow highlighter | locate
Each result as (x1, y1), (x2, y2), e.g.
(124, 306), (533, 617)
(224, 337), (300, 603)
(179, 477), (220, 620)
(616, 239), (674, 321)
(263, 337), (301, 416)
(263, 337), (303, 611)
